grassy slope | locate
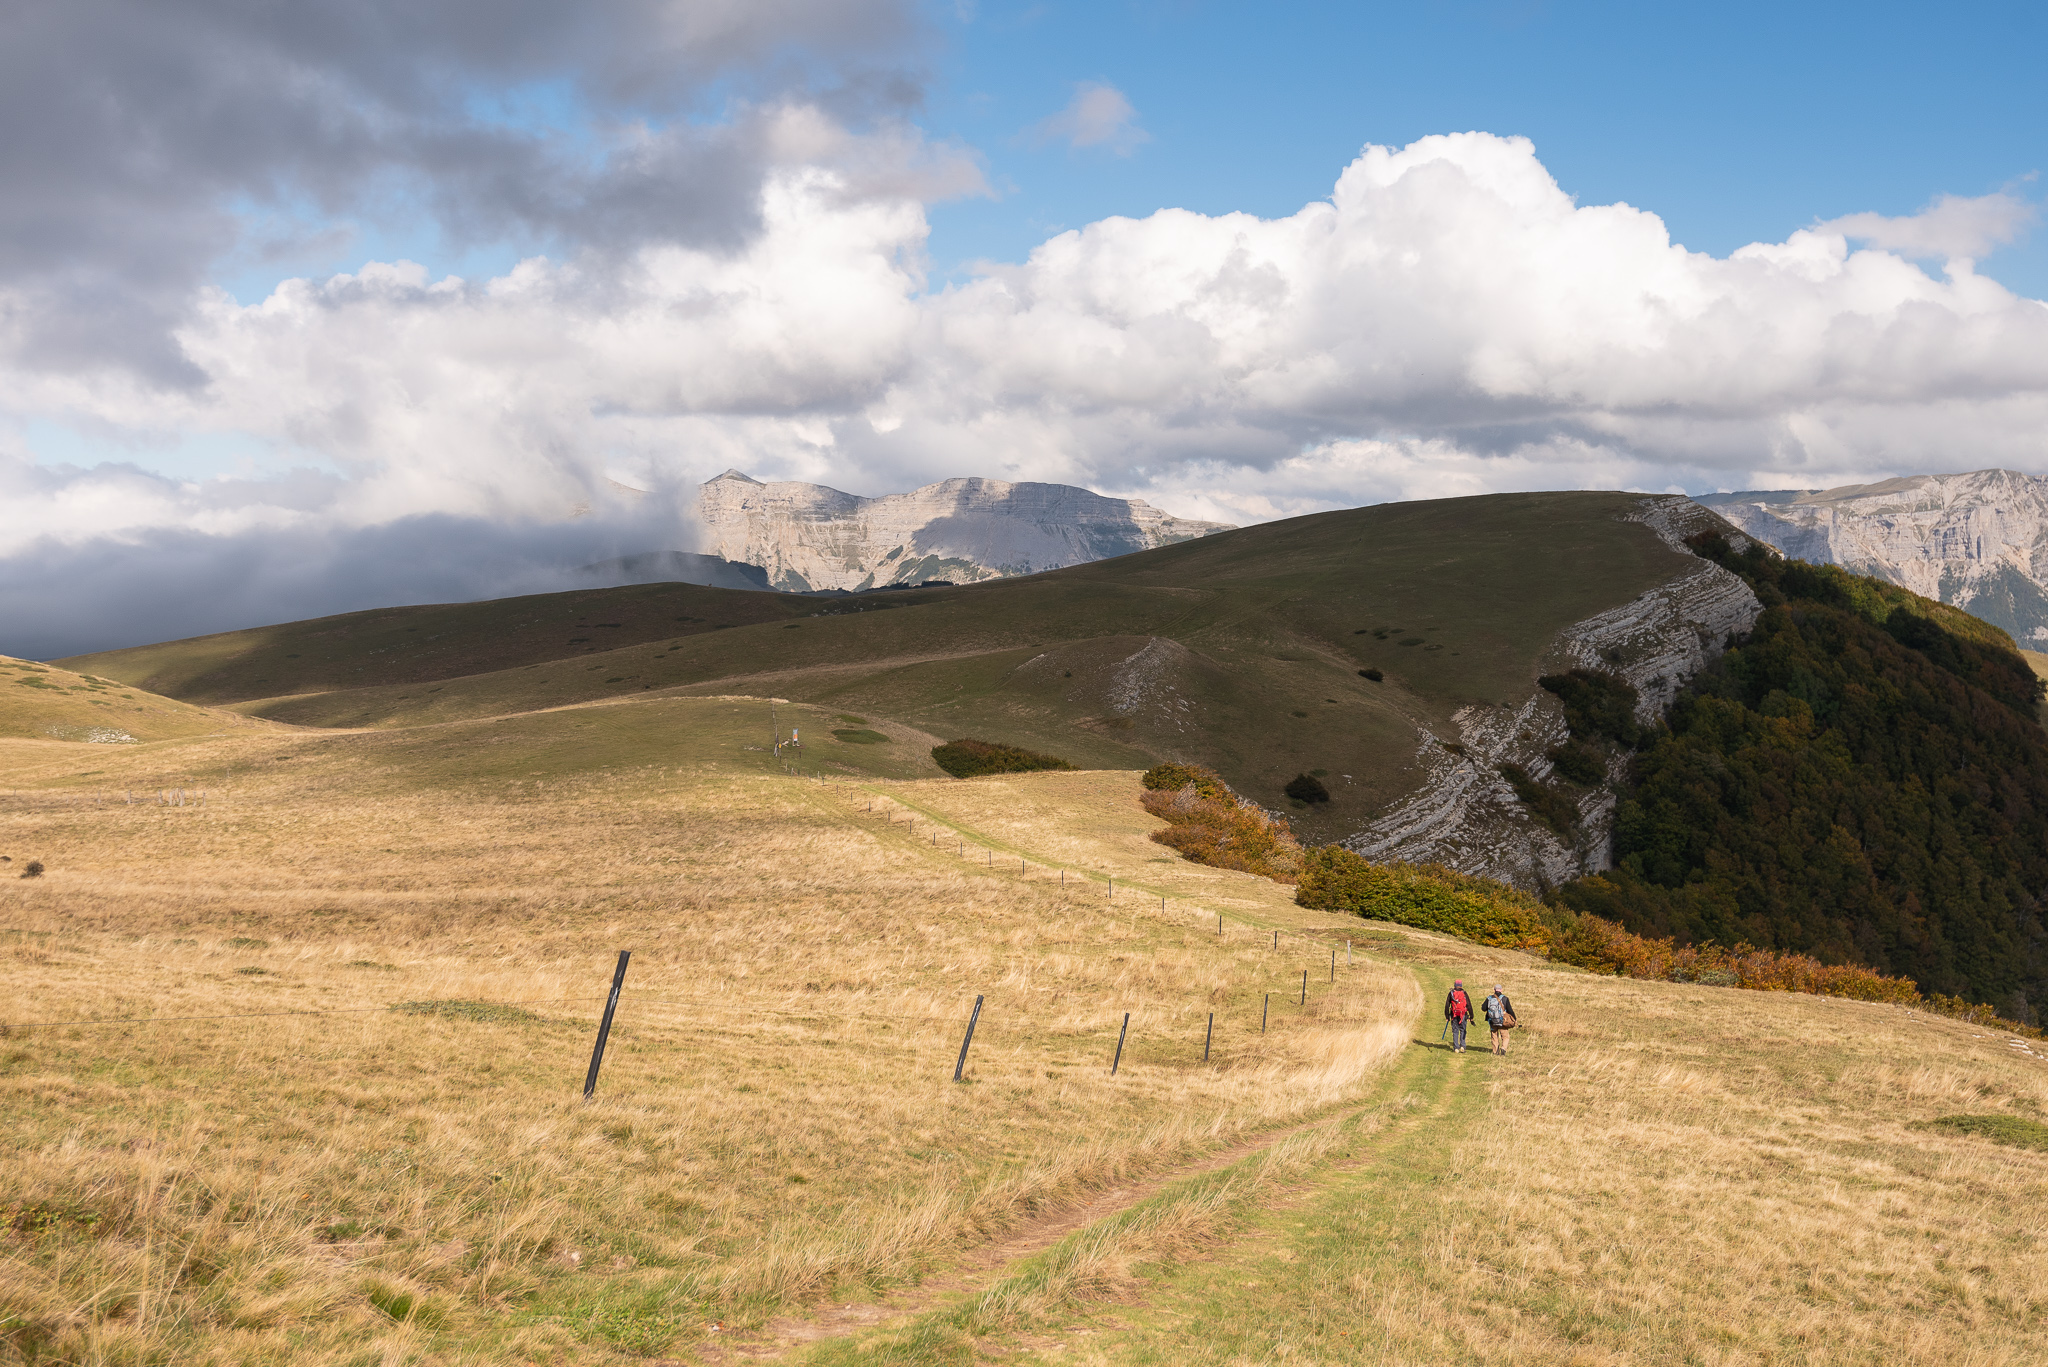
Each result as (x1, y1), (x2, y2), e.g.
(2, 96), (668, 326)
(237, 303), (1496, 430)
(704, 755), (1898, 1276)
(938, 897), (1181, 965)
(807, 943), (2048, 1367)
(0, 654), (243, 745)
(56, 581), (817, 705)
(5, 687), (2043, 1364)
(59, 493), (1688, 842)
(0, 696), (1410, 1365)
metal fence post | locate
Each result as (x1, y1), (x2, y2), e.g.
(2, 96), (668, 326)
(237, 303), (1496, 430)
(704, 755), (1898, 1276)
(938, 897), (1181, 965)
(1204, 1012), (1213, 1062)
(582, 951), (631, 1100)
(953, 995), (984, 1082)
(1111, 1012), (1130, 1075)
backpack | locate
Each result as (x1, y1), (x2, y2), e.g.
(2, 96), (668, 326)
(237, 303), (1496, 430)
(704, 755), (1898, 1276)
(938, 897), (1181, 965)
(1449, 989), (1470, 1021)
(1483, 995), (1506, 1027)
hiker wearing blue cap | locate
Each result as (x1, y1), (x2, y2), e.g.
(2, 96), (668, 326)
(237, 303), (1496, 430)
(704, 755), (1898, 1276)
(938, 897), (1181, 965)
(1444, 980), (1474, 1053)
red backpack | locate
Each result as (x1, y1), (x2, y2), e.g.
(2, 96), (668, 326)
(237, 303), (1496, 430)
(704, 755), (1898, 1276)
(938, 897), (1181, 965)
(1449, 989), (1471, 1021)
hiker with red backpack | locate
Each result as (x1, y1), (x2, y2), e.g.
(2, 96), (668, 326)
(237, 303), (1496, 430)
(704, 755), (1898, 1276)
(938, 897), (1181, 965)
(1444, 981), (1475, 1053)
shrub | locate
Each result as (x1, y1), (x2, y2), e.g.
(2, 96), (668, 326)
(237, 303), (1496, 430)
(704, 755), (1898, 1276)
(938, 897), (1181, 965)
(1358, 668), (1383, 681)
(929, 738), (1075, 779)
(1546, 741), (1606, 786)
(1497, 763), (1579, 836)
(1295, 849), (1549, 950)
(1538, 668), (1645, 748)
(19, 860), (43, 879)
(1141, 763), (1228, 800)
(1140, 766), (1302, 882)
(1284, 773), (1330, 804)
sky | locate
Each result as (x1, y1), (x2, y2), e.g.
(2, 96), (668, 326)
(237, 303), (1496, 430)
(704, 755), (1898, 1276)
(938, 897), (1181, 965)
(3, 0), (2046, 657)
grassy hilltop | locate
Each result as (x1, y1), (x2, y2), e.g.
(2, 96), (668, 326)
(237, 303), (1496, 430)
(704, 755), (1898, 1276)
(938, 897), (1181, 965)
(2, 675), (2044, 1364)
(62, 492), (1691, 843)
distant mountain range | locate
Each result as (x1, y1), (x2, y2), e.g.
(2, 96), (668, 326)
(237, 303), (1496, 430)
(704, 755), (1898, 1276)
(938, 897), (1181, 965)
(688, 470), (1235, 593)
(585, 472), (1232, 593)
(1697, 470), (2048, 645)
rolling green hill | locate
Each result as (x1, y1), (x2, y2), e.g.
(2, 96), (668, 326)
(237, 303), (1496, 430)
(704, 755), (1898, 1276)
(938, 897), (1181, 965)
(0, 654), (240, 744)
(61, 492), (1694, 842)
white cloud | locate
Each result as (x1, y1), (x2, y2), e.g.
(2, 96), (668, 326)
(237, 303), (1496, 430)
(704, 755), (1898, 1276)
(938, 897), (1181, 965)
(1815, 190), (2037, 262)
(9, 131), (2048, 653)
(1027, 82), (1149, 155)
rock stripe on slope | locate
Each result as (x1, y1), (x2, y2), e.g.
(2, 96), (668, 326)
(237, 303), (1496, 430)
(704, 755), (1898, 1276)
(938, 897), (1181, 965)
(1344, 496), (1763, 891)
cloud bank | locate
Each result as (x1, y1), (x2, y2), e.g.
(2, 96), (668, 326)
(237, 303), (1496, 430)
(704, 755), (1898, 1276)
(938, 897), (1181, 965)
(4, 12), (2046, 659)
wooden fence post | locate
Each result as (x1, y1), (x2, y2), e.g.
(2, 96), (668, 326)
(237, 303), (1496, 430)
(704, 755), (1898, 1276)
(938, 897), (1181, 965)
(1111, 1012), (1130, 1075)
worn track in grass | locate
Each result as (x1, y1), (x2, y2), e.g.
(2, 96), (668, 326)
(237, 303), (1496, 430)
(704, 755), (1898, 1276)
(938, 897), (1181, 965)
(686, 967), (1470, 1365)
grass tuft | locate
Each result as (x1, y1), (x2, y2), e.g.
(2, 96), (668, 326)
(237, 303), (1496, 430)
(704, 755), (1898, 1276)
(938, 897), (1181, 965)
(1917, 1113), (2048, 1150)
(390, 999), (545, 1024)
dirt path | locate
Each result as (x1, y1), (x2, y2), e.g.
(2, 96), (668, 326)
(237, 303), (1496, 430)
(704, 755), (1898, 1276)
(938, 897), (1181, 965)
(686, 971), (1463, 1366)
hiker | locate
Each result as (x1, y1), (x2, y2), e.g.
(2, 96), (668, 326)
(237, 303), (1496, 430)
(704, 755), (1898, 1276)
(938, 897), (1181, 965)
(1444, 980), (1474, 1053)
(1483, 984), (1517, 1055)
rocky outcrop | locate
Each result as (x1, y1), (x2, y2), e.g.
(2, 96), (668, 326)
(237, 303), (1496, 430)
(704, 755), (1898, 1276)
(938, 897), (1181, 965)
(1344, 496), (1764, 890)
(694, 470), (1233, 592)
(1698, 469), (2048, 643)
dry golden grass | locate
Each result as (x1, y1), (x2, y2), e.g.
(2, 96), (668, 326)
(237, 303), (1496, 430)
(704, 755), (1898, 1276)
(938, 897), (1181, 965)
(991, 936), (2048, 1367)
(0, 698), (1411, 1364)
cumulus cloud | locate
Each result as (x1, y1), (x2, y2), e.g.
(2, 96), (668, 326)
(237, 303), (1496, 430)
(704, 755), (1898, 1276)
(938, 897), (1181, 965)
(1816, 189), (2038, 262)
(8, 116), (2048, 654)
(0, 0), (940, 385)
(1026, 83), (1149, 155)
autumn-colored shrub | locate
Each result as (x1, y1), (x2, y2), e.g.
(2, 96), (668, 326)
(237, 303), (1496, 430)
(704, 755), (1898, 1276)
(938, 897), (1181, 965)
(930, 738), (1075, 778)
(1140, 764), (1301, 882)
(1140, 763), (1228, 800)
(1294, 848), (1549, 950)
(1289, 846), (2043, 1033)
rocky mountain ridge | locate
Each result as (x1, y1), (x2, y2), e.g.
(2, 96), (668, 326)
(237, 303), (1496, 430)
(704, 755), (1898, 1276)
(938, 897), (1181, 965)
(693, 470), (1233, 592)
(1698, 470), (2048, 643)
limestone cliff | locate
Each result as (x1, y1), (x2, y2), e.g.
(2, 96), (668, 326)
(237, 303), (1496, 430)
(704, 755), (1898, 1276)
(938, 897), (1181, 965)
(1698, 470), (2048, 644)
(1345, 497), (1764, 889)
(695, 470), (1233, 592)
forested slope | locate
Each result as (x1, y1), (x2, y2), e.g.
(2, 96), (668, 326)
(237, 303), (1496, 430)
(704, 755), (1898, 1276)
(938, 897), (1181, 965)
(1556, 534), (2048, 1022)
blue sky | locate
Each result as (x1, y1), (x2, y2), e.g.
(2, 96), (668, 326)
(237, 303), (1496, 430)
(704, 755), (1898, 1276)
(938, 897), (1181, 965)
(926, 0), (2045, 291)
(214, 0), (2046, 304)
(203, 0), (2048, 305)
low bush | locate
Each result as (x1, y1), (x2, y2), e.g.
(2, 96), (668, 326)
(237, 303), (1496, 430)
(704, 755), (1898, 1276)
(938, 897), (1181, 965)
(1358, 668), (1383, 682)
(1497, 763), (1579, 836)
(1140, 763), (1302, 882)
(1546, 740), (1606, 785)
(1141, 763), (1228, 799)
(930, 738), (1075, 778)
(1284, 773), (1330, 804)
(20, 860), (43, 879)
(1295, 848), (1550, 950)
